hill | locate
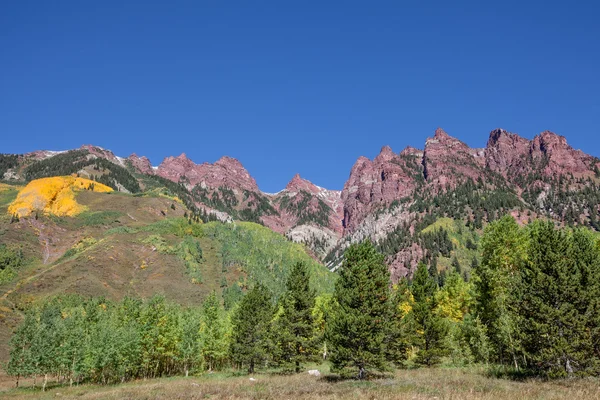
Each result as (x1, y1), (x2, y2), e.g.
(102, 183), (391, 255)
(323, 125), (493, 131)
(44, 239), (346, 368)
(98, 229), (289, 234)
(0, 182), (334, 360)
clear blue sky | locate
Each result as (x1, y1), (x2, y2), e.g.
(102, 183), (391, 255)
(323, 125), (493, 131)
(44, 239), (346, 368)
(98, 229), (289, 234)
(2, 1), (599, 192)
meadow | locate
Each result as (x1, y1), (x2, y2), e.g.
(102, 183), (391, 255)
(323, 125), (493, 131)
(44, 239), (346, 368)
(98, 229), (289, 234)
(2, 366), (599, 400)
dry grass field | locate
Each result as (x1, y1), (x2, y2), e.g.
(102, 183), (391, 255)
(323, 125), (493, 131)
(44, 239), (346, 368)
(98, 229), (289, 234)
(2, 367), (600, 400)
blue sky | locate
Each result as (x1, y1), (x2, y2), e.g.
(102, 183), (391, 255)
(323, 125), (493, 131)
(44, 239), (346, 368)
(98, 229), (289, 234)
(1, 1), (599, 192)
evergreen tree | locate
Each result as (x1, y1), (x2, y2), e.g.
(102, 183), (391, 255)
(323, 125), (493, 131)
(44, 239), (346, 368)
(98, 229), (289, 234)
(519, 223), (600, 377)
(410, 263), (449, 366)
(451, 256), (462, 276)
(326, 240), (393, 379)
(385, 279), (412, 366)
(230, 284), (274, 373)
(274, 262), (318, 373)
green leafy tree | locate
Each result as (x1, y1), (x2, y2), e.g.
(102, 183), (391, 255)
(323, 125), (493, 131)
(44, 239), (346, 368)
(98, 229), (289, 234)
(326, 240), (393, 379)
(199, 293), (229, 371)
(7, 313), (39, 387)
(474, 215), (526, 368)
(230, 284), (274, 373)
(177, 308), (201, 376)
(410, 263), (449, 366)
(274, 262), (319, 373)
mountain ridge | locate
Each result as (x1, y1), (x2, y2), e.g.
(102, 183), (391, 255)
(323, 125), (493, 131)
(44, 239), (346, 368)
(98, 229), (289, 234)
(3, 127), (599, 276)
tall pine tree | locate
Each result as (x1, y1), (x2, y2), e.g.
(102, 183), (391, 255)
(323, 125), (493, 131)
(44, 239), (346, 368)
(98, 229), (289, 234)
(519, 223), (600, 377)
(326, 240), (393, 379)
(230, 284), (274, 373)
(274, 262), (319, 373)
(410, 262), (449, 366)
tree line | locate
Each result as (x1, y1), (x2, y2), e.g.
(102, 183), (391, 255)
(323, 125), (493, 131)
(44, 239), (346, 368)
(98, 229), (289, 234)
(7, 215), (600, 389)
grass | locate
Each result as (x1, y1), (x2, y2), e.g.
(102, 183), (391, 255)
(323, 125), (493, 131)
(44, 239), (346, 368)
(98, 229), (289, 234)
(1, 367), (599, 399)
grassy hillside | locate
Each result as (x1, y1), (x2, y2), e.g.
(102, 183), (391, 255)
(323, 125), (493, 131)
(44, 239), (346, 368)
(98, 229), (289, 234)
(0, 183), (334, 361)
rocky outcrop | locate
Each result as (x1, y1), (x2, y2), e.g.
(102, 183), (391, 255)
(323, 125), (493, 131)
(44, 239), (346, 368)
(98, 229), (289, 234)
(485, 129), (594, 180)
(156, 154), (258, 192)
(341, 146), (421, 234)
(485, 128), (530, 177)
(79, 145), (125, 166)
(422, 128), (483, 187)
(530, 131), (593, 177)
(127, 154), (154, 175)
(272, 174), (344, 236)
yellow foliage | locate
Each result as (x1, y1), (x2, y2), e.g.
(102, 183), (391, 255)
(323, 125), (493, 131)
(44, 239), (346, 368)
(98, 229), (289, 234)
(435, 273), (473, 322)
(8, 176), (113, 218)
(140, 260), (148, 270)
(399, 299), (413, 317)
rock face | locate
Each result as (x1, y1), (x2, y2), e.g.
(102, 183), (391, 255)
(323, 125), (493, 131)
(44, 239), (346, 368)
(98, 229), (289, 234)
(278, 174), (344, 235)
(156, 154), (259, 192)
(342, 145), (421, 234)
(422, 128), (483, 187)
(485, 129), (531, 177)
(485, 129), (594, 181)
(530, 131), (593, 177)
(337, 127), (599, 278)
(127, 154), (154, 175)
(79, 145), (126, 166)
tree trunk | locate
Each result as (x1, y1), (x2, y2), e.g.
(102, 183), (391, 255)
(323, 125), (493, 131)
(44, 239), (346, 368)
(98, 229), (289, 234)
(15, 375), (19, 388)
(295, 360), (300, 374)
(566, 358), (574, 376)
(42, 374), (48, 392)
(358, 366), (366, 380)
(249, 359), (255, 374)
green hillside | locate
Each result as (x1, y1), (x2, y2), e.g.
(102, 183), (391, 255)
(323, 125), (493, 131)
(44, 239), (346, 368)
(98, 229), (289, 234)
(0, 183), (334, 361)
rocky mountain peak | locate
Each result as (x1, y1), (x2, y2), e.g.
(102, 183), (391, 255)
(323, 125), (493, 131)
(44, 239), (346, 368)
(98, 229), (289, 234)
(175, 153), (192, 162)
(127, 153), (154, 175)
(156, 154), (258, 192)
(374, 145), (396, 163)
(434, 127), (450, 139)
(285, 173), (319, 194)
(400, 146), (424, 158)
(531, 130), (592, 175)
(487, 128), (528, 147)
(215, 155), (244, 169)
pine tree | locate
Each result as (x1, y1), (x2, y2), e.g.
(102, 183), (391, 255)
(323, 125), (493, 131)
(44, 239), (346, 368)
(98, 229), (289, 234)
(230, 284), (274, 373)
(326, 240), (393, 379)
(274, 262), (318, 373)
(386, 279), (412, 366)
(519, 223), (600, 377)
(410, 263), (449, 366)
(451, 256), (462, 275)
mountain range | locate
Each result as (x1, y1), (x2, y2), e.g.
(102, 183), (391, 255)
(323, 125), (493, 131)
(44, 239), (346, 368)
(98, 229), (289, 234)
(2, 127), (599, 278)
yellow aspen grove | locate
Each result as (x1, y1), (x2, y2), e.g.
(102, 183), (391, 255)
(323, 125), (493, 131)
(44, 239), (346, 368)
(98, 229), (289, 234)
(8, 176), (113, 218)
